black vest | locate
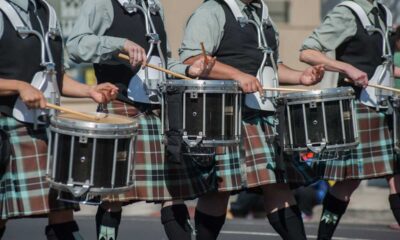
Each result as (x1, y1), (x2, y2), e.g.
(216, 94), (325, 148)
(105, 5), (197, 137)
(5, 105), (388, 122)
(336, 5), (392, 97)
(94, 0), (167, 100)
(214, 0), (278, 77)
(0, 0), (63, 116)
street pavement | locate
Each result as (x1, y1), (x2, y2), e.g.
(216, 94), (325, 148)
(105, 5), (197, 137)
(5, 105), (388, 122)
(3, 216), (399, 240)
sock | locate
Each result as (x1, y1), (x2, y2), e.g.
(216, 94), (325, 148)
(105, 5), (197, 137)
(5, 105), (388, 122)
(0, 227), (5, 239)
(45, 221), (82, 240)
(161, 204), (192, 240)
(194, 209), (226, 240)
(389, 193), (400, 225)
(317, 193), (349, 240)
(267, 205), (306, 240)
(95, 206), (122, 240)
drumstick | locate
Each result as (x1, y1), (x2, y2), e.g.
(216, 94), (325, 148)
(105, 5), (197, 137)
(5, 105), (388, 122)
(46, 103), (100, 121)
(118, 53), (192, 80)
(344, 78), (400, 94)
(200, 42), (209, 65)
(263, 87), (309, 92)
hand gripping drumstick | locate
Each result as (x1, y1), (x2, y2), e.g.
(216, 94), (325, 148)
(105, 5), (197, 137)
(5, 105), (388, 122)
(344, 78), (400, 94)
(46, 103), (101, 121)
(118, 53), (192, 80)
(118, 53), (309, 92)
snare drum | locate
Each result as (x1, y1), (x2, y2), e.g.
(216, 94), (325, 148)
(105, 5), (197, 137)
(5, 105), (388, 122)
(46, 112), (137, 203)
(162, 80), (242, 148)
(278, 87), (358, 153)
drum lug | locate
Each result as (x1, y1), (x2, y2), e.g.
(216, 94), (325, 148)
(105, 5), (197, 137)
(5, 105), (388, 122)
(306, 142), (327, 153)
(79, 136), (88, 144)
(309, 102), (317, 108)
(183, 131), (203, 147)
(190, 92), (198, 99)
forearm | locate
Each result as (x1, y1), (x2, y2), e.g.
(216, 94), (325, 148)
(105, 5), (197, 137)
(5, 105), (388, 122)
(167, 57), (188, 76)
(300, 49), (351, 74)
(0, 79), (25, 96)
(61, 74), (92, 98)
(278, 64), (302, 85)
(184, 55), (243, 80)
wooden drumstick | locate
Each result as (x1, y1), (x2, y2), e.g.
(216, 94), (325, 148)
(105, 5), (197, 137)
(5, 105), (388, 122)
(344, 78), (400, 94)
(200, 42), (209, 65)
(46, 103), (100, 121)
(263, 87), (309, 92)
(118, 53), (192, 80)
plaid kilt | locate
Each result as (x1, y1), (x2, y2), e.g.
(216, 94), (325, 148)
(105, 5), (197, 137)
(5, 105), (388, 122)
(102, 101), (210, 202)
(0, 115), (76, 220)
(314, 102), (399, 181)
(214, 111), (316, 192)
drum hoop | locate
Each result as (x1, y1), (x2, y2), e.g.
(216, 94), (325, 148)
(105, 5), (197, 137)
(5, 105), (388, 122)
(284, 96), (355, 105)
(49, 125), (137, 139)
(284, 141), (359, 152)
(280, 87), (355, 101)
(164, 79), (240, 92)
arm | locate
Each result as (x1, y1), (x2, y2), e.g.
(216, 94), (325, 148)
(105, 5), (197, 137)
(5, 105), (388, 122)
(0, 79), (46, 109)
(278, 63), (325, 86)
(395, 66), (400, 78)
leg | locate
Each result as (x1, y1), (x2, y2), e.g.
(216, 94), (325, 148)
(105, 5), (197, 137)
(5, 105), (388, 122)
(161, 201), (192, 240)
(195, 192), (230, 240)
(387, 174), (400, 225)
(0, 220), (7, 239)
(318, 179), (361, 240)
(262, 183), (306, 240)
(46, 210), (82, 240)
(96, 201), (123, 240)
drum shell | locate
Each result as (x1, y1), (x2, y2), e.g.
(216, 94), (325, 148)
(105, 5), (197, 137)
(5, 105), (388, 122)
(163, 80), (242, 147)
(47, 114), (137, 197)
(278, 87), (359, 153)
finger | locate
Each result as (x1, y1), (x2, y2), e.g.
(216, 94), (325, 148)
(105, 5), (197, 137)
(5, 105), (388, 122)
(39, 97), (47, 109)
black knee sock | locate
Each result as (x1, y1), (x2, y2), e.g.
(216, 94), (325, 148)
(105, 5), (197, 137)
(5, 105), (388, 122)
(318, 193), (349, 240)
(0, 227), (5, 239)
(161, 204), (192, 240)
(95, 206), (122, 240)
(45, 221), (81, 240)
(194, 209), (226, 240)
(267, 205), (306, 240)
(389, 193), (400, 225)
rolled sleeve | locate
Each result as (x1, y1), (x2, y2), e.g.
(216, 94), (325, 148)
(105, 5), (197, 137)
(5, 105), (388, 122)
(301, 6), (357, 52)
(66, 0), (126, 64)
(179, 2), (225, 62)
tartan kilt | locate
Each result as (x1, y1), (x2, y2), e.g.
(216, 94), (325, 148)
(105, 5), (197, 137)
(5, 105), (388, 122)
(101, 101), (211, 202)
(314, 102), (399, 181)
(214, 112), (316, 192)
(0, 115), (77, 220)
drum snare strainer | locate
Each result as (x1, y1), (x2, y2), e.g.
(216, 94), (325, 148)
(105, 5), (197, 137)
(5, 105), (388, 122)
(46, 112), (138, 204)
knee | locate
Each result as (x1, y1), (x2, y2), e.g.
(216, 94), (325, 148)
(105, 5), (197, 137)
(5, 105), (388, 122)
(48, 210), (74, 225)
(100, 201), (122, 212)
(197, 192), (230, 216)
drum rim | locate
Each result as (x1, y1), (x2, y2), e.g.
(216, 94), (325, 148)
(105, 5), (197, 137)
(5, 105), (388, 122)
(163, 79), (240, 91)
(50, 113), (138, 132)
(278, 87), (355, 100)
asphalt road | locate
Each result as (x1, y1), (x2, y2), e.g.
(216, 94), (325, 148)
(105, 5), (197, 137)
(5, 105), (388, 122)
(3, 216), (399, 240)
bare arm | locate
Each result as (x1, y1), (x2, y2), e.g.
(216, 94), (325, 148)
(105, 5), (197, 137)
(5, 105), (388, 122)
(0, 79), (24, 96)
(300, 49), (368, 87)
(395, 66), (400, 78)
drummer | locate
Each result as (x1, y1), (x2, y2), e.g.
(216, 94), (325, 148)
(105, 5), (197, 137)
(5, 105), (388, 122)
(0, 0), (118, 239)
(159, 0), (325, 239)
(300, 0), (400, 239)
(66, 0), (214, 239)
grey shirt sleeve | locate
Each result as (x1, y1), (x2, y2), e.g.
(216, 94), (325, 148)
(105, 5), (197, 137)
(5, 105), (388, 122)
(179, 1), (226, 62)
(301, 6), (357, 52)
(66, 0), (126, 64)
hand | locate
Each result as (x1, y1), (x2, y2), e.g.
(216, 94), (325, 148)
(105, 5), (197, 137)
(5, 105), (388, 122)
(188, 56), (216, 78)
(123, 40), (147, 68)
(345, 66), (368, 88)
(300, 64), (325, 86)
(17, 82), (47, 109)
(235, 72), (263, 94)
(89, 83), (119, 103)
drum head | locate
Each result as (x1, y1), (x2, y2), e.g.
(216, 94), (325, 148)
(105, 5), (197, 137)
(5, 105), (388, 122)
(50, 112), (137, 138)
(163, 79), (240, 93)
(279, 87), (354, 104)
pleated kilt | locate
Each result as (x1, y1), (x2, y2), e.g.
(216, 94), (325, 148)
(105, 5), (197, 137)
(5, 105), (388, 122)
(314, 102), (399, 181)
(214, 111), (316, 192)
(102, 101), (211, 202)
(0, 115), (76, 220)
